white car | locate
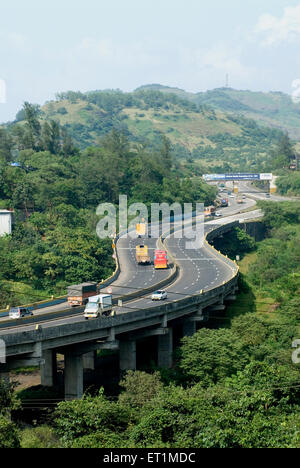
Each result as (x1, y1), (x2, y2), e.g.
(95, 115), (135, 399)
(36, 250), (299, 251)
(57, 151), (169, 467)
(151, 290), (168, 301)
(215, 211), (222, 217)
(229, 194), (235, 198)
(9, 307), (34, 320)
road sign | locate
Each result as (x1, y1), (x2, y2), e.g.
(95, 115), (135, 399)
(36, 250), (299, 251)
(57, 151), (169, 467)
(203, 173), (272, 182)
(260, 173), (272, 181)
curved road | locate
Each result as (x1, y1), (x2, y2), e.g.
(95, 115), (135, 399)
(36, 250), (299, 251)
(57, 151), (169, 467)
(0, 194), (258, 331)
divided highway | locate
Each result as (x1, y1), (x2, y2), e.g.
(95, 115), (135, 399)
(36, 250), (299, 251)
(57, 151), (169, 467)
(0, 195), (258, 332)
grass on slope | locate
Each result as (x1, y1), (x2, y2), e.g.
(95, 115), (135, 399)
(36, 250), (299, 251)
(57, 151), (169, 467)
(226, 251), (278, 320)
(123, 106), (241, 150)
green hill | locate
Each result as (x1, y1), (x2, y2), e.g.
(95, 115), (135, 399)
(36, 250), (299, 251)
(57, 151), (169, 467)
(10, 87), (284, 172)
(139, 84), (300, 140)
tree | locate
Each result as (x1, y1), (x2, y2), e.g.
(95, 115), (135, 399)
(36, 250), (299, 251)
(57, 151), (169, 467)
(41, 121), (60, 154)
(0, 128), (13, 162)
(179, 328), (249, 386)
(53, 390), (130, 446)
(0, 379), (21, 448)
(119, 371), (163, 410)
(0, 414), (20, 448)
(272, 133), (295, 169)
(23, 102), (41, 150)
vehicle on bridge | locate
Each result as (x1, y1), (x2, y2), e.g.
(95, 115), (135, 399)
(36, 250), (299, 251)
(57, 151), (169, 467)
(136, 244), (151, 264)
(67, 282), (98, 306)
(154, 250), (168, 269)
(9, 306), (34, 320)
(220, 198), (229, 207)
(136, 222), (146, 238)
(151, 290), (167, 301)
(204, 205), (216, 216)
(84, 294), (113, 319)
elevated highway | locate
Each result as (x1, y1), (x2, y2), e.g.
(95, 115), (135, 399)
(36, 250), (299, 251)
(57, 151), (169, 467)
(0, 195), (262, 399)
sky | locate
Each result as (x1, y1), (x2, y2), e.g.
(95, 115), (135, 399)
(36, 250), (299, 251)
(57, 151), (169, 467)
(1, 0), (300, 122)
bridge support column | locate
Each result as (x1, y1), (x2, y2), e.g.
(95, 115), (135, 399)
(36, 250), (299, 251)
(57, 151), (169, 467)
(183, 320), (196, 337)
(64, 353), (83, 400)
(82, 351), (96, 370)
(157, 328), (173, 368)
(41, 350), (57, 387)
(119, 340), (136, 372)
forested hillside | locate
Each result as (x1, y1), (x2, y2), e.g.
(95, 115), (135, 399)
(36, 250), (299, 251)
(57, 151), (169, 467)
(0, 104), (216, 307)
(139, 84), (300, 141)
(7, 88), (285, 173)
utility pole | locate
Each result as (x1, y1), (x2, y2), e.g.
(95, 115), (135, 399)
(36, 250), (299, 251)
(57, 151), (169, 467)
(225, 74), (229, 88)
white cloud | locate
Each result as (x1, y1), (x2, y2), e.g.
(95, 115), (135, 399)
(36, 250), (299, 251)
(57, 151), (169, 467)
(0, 31), (29, 52)
(76, 37), (162, 68)
(255, 4), (300, 45)
(179, 43), (253, 80)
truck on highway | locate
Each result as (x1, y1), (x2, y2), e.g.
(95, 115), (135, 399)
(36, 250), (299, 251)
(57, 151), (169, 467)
(136, 222), (146, 237)
(204, 205), (216, 216)
(136, 244), (151, 264)
(220, 198), (228, 207)
(154, 250), (168, 269)
(84, 294), (113, 319)
(67, 282), (98, 307)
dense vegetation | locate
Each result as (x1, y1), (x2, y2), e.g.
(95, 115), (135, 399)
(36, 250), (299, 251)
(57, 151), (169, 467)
(276, 173), (300, 197)
(141, 84), (300, 141)
(5, 202), (297, 448)
(1, 90), (300, 448)
(5, 87), (288, 174)
(0, 103), (216, 307)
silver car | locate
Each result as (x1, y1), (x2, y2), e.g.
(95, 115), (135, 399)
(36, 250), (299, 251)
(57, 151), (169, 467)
(151, 290), (168, 301)
(9, 307), (34, 319)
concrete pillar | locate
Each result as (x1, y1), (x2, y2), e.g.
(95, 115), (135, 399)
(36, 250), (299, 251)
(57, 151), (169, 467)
(119, 340), (136, 372)
(82, 351), (96, 370)
(157, 328), (173, 368)
(64, 353), (83, 400)
(41, 350), (57, 387)
(183, 320), (196, 337)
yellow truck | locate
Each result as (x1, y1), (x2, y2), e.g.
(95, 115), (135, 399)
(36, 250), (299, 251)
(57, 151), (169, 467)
(136, 244), (151, 264)
(136, 223), (146, 237)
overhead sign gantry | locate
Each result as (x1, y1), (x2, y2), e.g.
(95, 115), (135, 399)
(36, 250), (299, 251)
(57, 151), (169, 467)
(203, 173), (272, 182)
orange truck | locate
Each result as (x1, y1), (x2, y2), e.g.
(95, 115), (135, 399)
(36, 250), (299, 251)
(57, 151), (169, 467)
(67, 282), (98, 306)
(154, 250), (168, 269)
(204, 206), (216, 216)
